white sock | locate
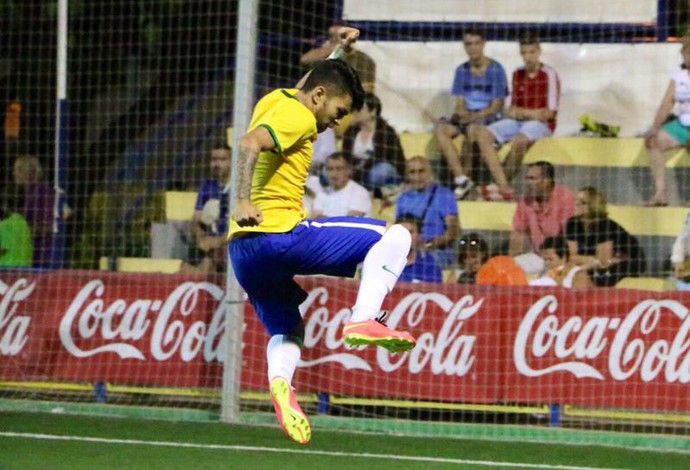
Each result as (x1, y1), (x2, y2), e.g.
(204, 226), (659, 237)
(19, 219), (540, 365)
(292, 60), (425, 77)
(350, 224), (411, 323)
(454, 175), (469, 186)
(266, 334), (301, 384)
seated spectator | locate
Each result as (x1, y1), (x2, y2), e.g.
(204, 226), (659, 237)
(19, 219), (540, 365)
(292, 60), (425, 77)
(671, 209), (690, 281)
(471, 33), (560, 201)
(509, 161), (575, 274)
(455, 232), (490, 284)
(0, 190), (32, 267)
(311, 152), (372, 218)
(180, 141), (231, 274)
(643, 31), (690, 206)
(396, 213), (443, 283)
(563, 186), (646, 287)
(434, 27), (508, 199)
(396, 156), (460, 267)
(12, 155), (61, 268)
(342, 92), (406, 191)
(530, 235), (592, 288)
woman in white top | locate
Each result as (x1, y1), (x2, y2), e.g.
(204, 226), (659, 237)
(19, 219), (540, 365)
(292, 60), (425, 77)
(530, 235), (593, 288)
(644, 32), (690, 206)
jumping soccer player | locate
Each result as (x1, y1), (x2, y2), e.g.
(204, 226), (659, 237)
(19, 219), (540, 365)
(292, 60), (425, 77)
(229, 27), (416, 445)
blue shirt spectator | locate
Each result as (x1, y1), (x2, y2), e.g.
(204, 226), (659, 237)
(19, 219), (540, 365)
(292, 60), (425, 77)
(399, 250), (443, 283)
(195, 179), (229, 235)
(181, 142), (231, 274)
(396, 156), (460, 267)
(451, 60), (508, 120)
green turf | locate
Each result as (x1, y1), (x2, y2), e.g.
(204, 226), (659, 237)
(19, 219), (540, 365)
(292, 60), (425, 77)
(1, 412), (689, 470)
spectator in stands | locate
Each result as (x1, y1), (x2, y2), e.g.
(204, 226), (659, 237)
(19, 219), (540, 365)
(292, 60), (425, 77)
(434, 27), (508, 200)
(12, 155), (60, 268)
(342, 92), (406, 191)
(300, 22), (376, 93)
(180, 140), (231, 274)
(509, 161), (575, 274)
(396, 213), (443, 283)
(0, 190), (32, 267)
(471, 34), (560, 201)
(311, 152), (372, 218)
(563, 186), (646, 287)
(455, 232), (490, 284)
(643, 31), (690, 206)
(671, 209), (690, 281)
(529, 235), (592, 288)
(396, 156), (460, 267)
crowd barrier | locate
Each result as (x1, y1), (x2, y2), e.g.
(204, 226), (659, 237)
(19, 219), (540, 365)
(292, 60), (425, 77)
(1, 269), (689, 415)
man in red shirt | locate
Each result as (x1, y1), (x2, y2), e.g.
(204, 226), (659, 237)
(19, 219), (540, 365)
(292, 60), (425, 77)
(509, 161), (575, 274)
(468, 34), (560, 201)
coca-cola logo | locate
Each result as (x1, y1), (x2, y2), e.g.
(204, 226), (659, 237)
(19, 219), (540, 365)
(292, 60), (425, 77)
(300, 287), (481, 376)
(59, 279), (229, 362)
(514, 295), (690, 383)
(0, 279), (34, 356)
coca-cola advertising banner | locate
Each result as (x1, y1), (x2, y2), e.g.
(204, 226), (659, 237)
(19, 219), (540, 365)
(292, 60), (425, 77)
(1, 270), (689, 411)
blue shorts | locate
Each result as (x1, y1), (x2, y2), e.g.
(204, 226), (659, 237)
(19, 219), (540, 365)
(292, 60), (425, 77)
(488, 118), (552, 145)
(229, 216), (386, 336)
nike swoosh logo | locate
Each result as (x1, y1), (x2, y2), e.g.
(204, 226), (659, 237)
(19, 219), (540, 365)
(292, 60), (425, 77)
(382, 265), (398, 277)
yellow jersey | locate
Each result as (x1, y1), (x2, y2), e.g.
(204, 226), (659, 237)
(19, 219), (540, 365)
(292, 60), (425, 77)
(229, 88), (317, 237)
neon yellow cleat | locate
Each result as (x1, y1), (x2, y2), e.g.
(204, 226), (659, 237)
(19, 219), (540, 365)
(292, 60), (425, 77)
(269, 376), (311, 444)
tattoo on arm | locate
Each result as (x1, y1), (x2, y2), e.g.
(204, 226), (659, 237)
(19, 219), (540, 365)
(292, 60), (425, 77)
(236, 146), (258, 199)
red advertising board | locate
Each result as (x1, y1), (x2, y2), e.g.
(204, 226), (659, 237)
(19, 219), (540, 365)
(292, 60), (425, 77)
(1, 270), (689, 411)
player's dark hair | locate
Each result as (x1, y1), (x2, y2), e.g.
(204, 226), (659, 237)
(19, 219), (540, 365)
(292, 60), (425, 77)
(363, 92), (381, 116)
(541, 235), (569, 261)
(396, 212), (423, 231)
(528, 160), (555, 181)
(302, 59), (365, 111)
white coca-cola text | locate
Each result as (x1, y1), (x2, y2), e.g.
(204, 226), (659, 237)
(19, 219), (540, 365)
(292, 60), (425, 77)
(59, 279), (229, 362)
(514, 295), (690, 383)
(300, 288), (480, 376)
(0, 279), (34, 356)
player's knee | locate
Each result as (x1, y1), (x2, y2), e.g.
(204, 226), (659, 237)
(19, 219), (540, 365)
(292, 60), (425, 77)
(386, 223), (412, 254)
(285, 320), (305, 347)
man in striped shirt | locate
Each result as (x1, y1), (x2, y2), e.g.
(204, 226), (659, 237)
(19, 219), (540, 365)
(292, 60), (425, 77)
(470, 33), (560, 201)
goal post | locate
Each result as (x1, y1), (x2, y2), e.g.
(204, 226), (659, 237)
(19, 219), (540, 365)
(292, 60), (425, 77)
(221, 0), (259, 425)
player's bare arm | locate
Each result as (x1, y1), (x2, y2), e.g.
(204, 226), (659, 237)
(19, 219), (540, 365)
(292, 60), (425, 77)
(296, 27), (360, 89)
(232, 127), (275, 227)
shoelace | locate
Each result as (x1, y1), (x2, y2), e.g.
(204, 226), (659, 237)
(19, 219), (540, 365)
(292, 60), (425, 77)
(374, 311), (388, 325)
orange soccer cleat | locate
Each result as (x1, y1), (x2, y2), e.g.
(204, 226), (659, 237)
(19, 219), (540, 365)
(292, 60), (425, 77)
(342, 313), (416, 352)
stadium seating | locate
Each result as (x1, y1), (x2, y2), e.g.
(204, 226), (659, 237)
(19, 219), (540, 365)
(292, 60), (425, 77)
(99, 256), (183, 273)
